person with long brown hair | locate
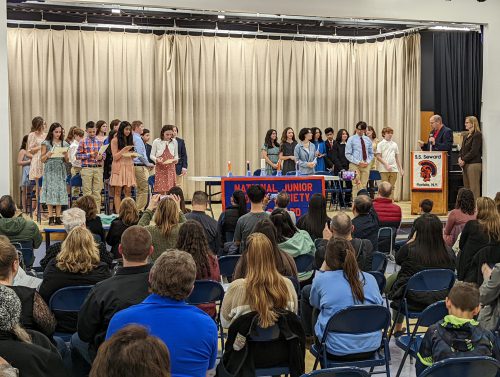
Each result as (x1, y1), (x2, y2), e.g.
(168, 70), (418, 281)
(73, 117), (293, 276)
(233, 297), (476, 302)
(74, 195), (106, 242)
(176, 220), (220, 317)
(138, 194), (186, 261)
(90, 325), (171, 377)
(458, 116), (483, 200)
(106, 197), (140, 258)
(221, 233), (297, 329)
(95, 120), (108, 143)
(458, 197), (500, 283)
(151, 125), (178, 194)
(278, 127), (297, 175)
(39, 227), (111, 333)
(310, 238), (383, 359)
(443, 187), (476, 247)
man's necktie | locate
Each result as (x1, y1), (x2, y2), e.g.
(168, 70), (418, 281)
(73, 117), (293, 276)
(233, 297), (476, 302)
(360, 136), (367, 161)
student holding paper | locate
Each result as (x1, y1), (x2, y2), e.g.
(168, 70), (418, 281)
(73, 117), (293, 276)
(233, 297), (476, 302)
(110, 121), (137, 212)
(40, 123), (69, 225)
(151, 125), (178, 194)
(311, 127), (326, 172)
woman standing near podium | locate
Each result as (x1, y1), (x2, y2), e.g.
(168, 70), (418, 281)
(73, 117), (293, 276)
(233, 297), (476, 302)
(458, 116), (482, 200)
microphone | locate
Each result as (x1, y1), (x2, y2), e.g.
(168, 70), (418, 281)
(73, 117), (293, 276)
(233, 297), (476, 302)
(429, 131), (434, 152)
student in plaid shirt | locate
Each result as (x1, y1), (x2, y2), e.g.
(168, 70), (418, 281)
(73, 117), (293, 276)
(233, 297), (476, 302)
(77, 121), (105, 212)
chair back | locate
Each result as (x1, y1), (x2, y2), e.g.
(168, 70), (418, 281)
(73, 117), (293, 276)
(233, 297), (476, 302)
(70, 174), (83, 187)
(301, 367), (370, 377)
(417, 301), (448, 328)
(371, 251), (388, 273)
(315, 171), (332, 176)
(419, 356), (500, 377)
(367, 271), (386, 294)
(250, 322), (281, 342)
(324, 305), (390, 336)
(11, 241), (35, 268)
(405, 269), (455, 295)
(286, 171), (297, 176)
(294, 254), (315, 273)
(49, 286), (93, 312)
(377, 227), (396, 254)
(218, 255), (240, 280)
(187, 280), (224, 305)
(253, 169), (262, 176)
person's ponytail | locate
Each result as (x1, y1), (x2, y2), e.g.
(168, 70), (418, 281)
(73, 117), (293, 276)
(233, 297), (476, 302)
(343, 246), (365, 303)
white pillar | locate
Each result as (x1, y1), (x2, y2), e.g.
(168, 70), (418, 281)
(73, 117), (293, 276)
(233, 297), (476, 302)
(0, 0), (11, 195)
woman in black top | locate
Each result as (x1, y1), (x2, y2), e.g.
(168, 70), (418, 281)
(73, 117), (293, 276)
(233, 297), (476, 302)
(103, 129), (116, 181)
(279, 127), (298, 175)
(218, 190), (247, 244)
(332, 128), (350, 174)
(106, 197), (140, 258)
(296, 193), (330, 240)
(74, 195), (106, 242)
(458, 116), (483, 200)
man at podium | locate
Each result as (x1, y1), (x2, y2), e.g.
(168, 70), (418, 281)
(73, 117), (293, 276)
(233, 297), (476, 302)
(418, 114), (453, 154)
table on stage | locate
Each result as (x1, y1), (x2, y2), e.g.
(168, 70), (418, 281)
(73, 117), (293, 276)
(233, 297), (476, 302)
(44, 225), (111, 250)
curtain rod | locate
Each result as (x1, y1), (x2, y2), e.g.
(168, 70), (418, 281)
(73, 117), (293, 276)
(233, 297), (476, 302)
(8, 20), (431, 41)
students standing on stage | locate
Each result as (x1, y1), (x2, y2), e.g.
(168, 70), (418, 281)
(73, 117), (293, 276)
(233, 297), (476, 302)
(131, 121), (154, 211)
(27, 117), (46, 213)
(376, 127), (404, 199)
(261, 129), (280, 175)
(40, 123), (69, 225)
(294, 128), (317, 175)
(68, 128), (84, 178)
(95, 120), (108, 144)
(279, 127), (297, 175)
(141, 128), (154, 165)
(172, 126), (188, 186)
(366, 126), (379, 171)
(311, 127), (326, 172)
(18, 135), (32, 212)
(110, 121), (136, 213)
(324, 127), (335, 171)
(104, 119), (120, 146)
(345, 121), (374, 197)
(76, 121), (105, 213)
(151, 125), (178, 195)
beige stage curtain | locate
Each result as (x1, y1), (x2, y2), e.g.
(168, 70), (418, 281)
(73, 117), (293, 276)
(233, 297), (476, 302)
(8, 29), (420, 201)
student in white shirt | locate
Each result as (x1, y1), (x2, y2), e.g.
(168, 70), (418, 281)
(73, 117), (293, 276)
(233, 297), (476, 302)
(151, 125), (179, 194)
(375, 127), (404, 199)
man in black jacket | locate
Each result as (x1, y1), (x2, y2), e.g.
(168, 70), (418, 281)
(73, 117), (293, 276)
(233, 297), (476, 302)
(352, 194), (380, 250)
(173, 125), (188, 186)
(418, 114), (453, 154)
(72, 226), (153, 372)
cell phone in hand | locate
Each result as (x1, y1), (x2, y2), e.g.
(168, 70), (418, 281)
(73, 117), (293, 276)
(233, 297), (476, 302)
(269, 193), (278, 200)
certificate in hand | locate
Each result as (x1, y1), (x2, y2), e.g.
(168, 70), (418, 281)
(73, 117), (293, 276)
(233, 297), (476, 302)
(50, 146), (69, 158)
(98, 144), (108, 155)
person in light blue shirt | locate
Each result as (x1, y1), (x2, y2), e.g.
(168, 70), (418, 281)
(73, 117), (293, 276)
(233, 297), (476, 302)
(294, 128), (317, 175)
(345, 121), (374, 197)
(310, 237), (383, 358)
(131, 121), (153, 211)
(106, 250), (218, 377)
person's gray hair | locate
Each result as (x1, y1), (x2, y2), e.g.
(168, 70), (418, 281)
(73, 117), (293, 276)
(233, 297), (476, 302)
(62, 207), (86, 233)
(0, 364), (19, 377)
(378, 181), (392, 198)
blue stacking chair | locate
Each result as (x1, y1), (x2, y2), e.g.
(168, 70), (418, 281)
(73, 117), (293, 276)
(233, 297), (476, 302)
(315, 171), (342, 210)
(251, 321), (291, 376)
(419, 356), (500, 377)
(148, 174), (155, 194)
(218, 255), (240, 282)
(11, 241), (35, 269)
(48, 286), (93, 341)
(294, 254), (315, 274)
(371, 251), (388, 274)
(310, 305), (391, 376)
(388, 269), (455, 341)
(301, 366), (370, 377)
(187, 280), (225, 353)
(377, 227), (397, 269)
(337, 173), (353, 209)
(69, 174), (83, 206)
(286, 170), (297, 176)
(367, 271), (389, 309)
(394, 301), (448, 377)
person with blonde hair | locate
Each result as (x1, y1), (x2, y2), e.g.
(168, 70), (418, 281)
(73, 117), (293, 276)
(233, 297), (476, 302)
(458, 197), (500, 284)
(221, 232), (298, 329)
(138, 194), (186, 261)
(39, 227), (111, 333)
(458, 116), (482, 199)
(106, 197), (140, 258)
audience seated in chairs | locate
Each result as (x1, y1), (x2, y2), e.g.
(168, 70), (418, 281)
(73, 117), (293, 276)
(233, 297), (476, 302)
(386, 213), (456, 336)
(176, 220), (220, 317)
(270, 208), (316, 282)
(275, 191), (297, 224)
(73, 195), (106, 242)
(351, 194), (379, 250)
(443, 188), (476, 247)
(217, 189), (247, 246)
(396, 199), (434, 252)
(297, 193), (331, 240)
(416, 282), (499, 376)
(138, 194), (186, 262)
(0, 236), (56, 339)
(315, 212), (374, 272)
(90, 324), (171, 377)
(478, 262), (500, 332)
(310, 238), (384, 360)
(105, 197), (140, 258)
(39, 226), (111, 333)
(457, 197), (500, 284)
(233, 219), (297, 280)
(75, 226), (154, 369)
(372, 181), (402, 228)
(40, 208), (113, 271)
(106, 250), (218, 377)
(0, 285), (67, 377)
(186, 191), (219, 252)
(168, 186), (191, 214)
(0, 194), (42, 249)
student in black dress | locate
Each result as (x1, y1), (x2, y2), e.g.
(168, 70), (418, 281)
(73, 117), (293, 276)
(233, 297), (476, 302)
(278, 127), (298, 175)
(103, 130), (116, 181)
(296, 193), (331, 240)
(217, 190), (247, 245)
(106, 198), (140, 258)
(332, 128), (352, 205)
(74, 195), (106, 242)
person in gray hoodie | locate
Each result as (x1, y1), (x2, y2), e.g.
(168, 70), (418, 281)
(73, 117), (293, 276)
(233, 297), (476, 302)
(478, 262), (500, 332)
(0, 195), (42, 249)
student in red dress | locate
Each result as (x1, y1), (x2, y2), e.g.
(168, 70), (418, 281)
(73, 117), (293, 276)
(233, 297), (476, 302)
(151, 125), (178, 194)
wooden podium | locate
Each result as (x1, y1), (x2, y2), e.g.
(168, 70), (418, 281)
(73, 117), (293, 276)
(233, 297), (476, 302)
(411, 151), (448, 215)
